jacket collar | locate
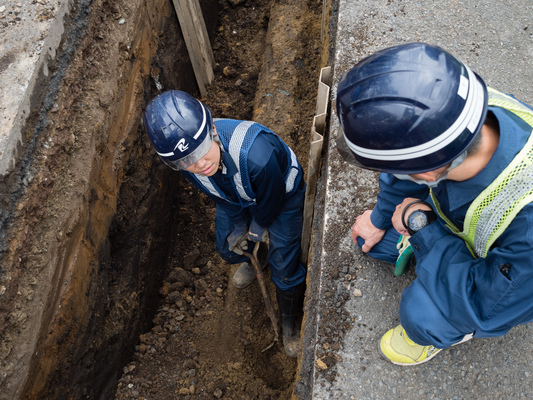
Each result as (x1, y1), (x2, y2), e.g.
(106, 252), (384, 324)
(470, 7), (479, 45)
(438, 106), (530, 211)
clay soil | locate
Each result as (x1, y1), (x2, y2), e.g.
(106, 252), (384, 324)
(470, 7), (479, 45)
(113, 0), (325, 399)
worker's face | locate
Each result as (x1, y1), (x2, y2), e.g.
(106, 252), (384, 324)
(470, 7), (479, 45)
(393, 151), (468, 187)
(393, 164), (451, 187)
(185, 138), (221, 176)
(408, 165), (451, 182)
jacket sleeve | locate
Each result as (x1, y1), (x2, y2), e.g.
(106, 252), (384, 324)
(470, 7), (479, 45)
(370, 173), (430, 230)
(408, 205), (533, 336)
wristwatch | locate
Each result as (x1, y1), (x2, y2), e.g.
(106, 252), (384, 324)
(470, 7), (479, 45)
(406, 209), (437, 236)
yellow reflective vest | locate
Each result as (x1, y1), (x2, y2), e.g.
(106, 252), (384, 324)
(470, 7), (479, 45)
(431, 88), (533, 258)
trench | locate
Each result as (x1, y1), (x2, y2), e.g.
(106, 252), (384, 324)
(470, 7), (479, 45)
(8, 0), (327, 399)
(111, 1), (327, 398)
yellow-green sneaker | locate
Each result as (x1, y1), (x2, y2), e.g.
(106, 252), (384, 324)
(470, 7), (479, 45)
(379, 325), (442, 366)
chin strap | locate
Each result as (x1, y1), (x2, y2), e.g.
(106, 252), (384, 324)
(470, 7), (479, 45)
(217, 141), (226, 173)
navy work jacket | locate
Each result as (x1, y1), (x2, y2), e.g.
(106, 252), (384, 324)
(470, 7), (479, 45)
(370, 105), (533, 337)
(182, 121), (304, 235)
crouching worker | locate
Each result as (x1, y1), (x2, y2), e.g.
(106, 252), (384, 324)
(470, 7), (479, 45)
(143, 90), (306, 357)
(336, 43), (533, 365)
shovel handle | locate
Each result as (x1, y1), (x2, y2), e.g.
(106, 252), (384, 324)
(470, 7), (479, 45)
(242, 242), (280, 343)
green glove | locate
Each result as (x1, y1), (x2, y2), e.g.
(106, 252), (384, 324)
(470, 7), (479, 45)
(395, 235), (414, 277)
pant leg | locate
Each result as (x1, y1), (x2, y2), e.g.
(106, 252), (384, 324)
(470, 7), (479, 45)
(267, 183), (307, 291)
(356, 227), (471, 347)
(214, 206), (251, 265)
(400, 279), (470, 348)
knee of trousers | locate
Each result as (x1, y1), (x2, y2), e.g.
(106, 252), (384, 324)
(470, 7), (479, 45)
(356, 228), (401, 264)
(215, 242), (249, 264)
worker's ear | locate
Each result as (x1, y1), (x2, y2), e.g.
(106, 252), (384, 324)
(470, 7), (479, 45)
(212, 123), (218, 136)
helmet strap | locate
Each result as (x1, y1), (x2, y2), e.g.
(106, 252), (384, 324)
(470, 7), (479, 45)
(217, 141), (226, 173)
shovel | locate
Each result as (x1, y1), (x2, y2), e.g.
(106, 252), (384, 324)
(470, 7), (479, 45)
(241, 241), (280, 352)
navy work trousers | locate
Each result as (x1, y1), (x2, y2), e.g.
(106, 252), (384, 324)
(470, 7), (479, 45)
(215, 183), (307, 292)
(357, 229), (471, 348)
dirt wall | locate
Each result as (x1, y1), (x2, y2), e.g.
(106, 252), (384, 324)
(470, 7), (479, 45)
(0, 0), (329, 397)
(0, 0), (215, 399)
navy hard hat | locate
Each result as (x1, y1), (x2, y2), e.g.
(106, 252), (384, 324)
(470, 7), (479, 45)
(144, 90), (214, 170)
(336, 43), (488, 174)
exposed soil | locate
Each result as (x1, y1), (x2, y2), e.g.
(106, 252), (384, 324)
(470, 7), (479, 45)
(112, 0), (325, 399)
(0, 0), (326, 397)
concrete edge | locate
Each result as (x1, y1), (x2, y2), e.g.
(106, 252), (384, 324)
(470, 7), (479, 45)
(1, 0), (76, 176)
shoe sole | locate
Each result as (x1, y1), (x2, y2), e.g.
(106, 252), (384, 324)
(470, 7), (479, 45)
(233, 279), (256, 289)
(378, 346), (443, 366)
(379, 333), (473, 366)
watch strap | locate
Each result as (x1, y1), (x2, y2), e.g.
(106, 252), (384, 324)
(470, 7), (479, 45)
(401, 200), (433, 233)
(407, 209), (437, 235)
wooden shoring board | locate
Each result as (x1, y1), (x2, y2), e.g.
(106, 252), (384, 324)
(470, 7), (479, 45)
(172, 0), (215, 96)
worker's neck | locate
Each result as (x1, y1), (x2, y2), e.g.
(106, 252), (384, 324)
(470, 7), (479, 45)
(448, 124), (500, 182)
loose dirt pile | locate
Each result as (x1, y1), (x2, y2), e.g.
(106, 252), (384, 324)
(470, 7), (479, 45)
(113, 0), (326, 399)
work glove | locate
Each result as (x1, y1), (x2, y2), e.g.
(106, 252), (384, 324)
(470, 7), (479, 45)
(395, 235), (414, 277)
(248, 225), (268, 243)
(227, 224), (249, 255)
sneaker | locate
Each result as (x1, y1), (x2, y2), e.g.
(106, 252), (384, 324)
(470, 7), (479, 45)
(379, 325), (442, 366)
(232, 262), (266, 289)
(379, 325), (473, 366)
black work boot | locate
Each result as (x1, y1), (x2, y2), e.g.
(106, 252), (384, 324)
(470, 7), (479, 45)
(276, 282), (305, 358)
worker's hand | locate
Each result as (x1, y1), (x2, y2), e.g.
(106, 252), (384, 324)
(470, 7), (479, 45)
(248, 227), (268, 243)
(227, 224), (249, 255)
(233, 240), (249, 255)
(391, 197), (432, 236)
(351, 210), (385, 253)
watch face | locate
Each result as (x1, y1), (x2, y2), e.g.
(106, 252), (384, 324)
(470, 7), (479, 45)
(408, 211), (428, 232)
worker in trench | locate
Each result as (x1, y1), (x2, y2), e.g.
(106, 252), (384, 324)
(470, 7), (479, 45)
(143, 90), (306, 357)
(336, 42), (533, 365)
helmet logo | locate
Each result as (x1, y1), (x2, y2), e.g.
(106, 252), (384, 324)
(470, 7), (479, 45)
(176, 138), (189, 152)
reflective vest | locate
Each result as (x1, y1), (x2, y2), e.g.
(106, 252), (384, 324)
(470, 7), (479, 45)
(189, 119), (300, 208)
(431, 87), (533, 258)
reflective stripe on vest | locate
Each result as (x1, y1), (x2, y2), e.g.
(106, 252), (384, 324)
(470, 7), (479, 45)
(431, 87), (533, 258)
(286, 147), (299, 193)
(196, 174), (227, 200)
(228, 121), (256, 202)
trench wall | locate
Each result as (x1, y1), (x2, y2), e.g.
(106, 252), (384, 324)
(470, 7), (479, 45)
(0, 0), (215, 399)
